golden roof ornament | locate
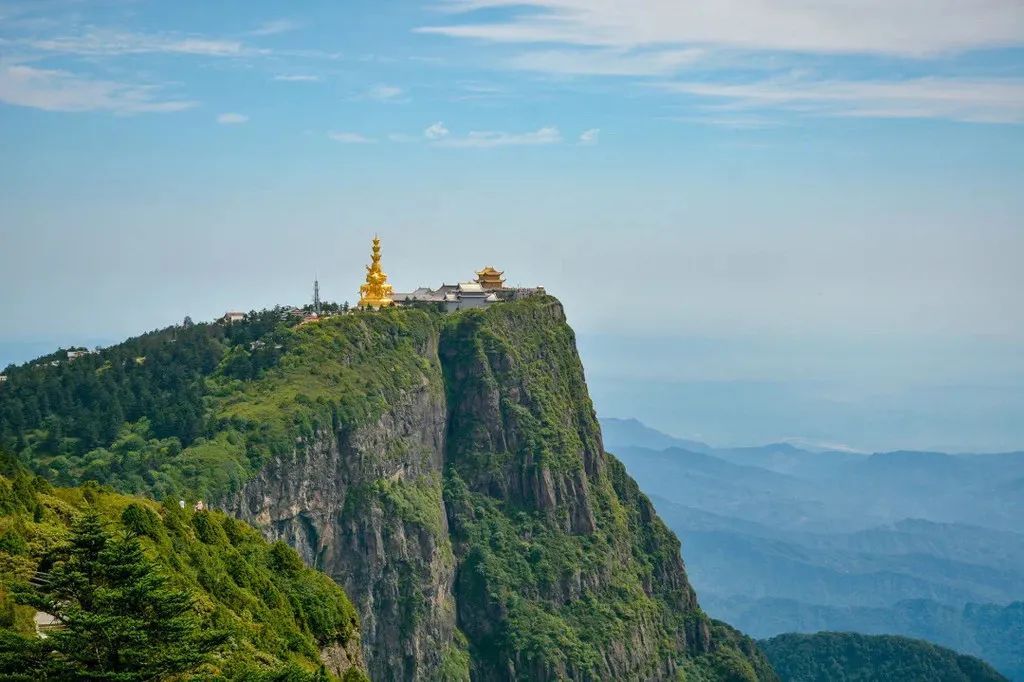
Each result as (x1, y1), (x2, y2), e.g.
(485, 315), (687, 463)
(358, 236), (394, 308)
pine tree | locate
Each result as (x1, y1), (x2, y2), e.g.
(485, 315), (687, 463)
(14, 510), (225, 680)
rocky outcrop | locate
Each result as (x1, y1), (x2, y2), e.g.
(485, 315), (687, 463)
(440, 297), (736, 680)
(222, 295), (774, 681)
(223, 339), (459, 681)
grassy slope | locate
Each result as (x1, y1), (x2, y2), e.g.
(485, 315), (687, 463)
(0, 459), (367, 681)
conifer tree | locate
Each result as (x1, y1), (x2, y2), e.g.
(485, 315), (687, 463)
(13, 510), (225, 680)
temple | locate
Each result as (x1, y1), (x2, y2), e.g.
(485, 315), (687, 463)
(475, 266), (505, 290)
(357, 236), (395, 308)
(355, 235), (543, 312)
(393, 264), (543, 312)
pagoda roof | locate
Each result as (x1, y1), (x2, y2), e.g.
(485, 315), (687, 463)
(476, 266), (504, 276)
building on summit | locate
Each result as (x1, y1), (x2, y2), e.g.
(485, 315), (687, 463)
(219, 311), (245, 324)
(393, 262), (544, 313)
(475, 266), (505, 290)
(357, 236), (543, 312)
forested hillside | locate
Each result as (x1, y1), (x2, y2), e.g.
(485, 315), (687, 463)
(761, 632), (1007, 682)
(0, 310), (290, 497)
(0, 452), (367, 680)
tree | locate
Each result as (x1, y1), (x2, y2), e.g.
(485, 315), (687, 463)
(11, 510), (225, 680)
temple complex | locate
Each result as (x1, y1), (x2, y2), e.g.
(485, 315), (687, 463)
(356, 236), (543, 312)
(358, 236), (395, 308)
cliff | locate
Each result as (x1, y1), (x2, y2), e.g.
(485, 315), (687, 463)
(221, 296), (775, 681)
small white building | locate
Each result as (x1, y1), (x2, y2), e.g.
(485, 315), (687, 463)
(34, 611), (62, 638)
(219, 311), (245, 324)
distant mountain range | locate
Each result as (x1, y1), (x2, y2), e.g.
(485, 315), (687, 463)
(601, 417), (1024, 680)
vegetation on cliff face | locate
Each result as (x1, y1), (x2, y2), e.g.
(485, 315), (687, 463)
(0, 454), (367, 681)
(439, 296), (776, 680)
(760, 632), (1007, 682)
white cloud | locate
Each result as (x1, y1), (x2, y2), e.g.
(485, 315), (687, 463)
(424, 121), (450, 139)
(435, 126), (562, 148)
(0, 64), (196, 114)
(29, 30), (254, 57)
(509, 48), (703, 76)
(578, 128), (599, 145)
(217, 112), (248, 124)
(328, 131), (375, 143)
(249, 19), (302, 37)
(273, 74), (320, 82)
(365, 84), (404, 101)
(421, 0), (1024, 57)
(657, 76), (1024, 124)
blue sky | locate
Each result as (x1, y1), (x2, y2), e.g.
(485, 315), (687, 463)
(1, 0), (1023, 451)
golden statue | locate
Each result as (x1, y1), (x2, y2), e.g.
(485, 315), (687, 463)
(475, 266), (505, 290)
(358, 236), (395, 308)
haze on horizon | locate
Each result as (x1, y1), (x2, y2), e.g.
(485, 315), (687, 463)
(1, 0), (1022, 453)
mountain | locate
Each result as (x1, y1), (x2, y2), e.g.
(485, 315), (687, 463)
(715, 599), (1024, 681)
(600, 417), (712, 453)
(0, 455), (367, 680)
(606, 420), (1024, 679)
(0, 296), (775, 681)
(761, 632), (1007, 682)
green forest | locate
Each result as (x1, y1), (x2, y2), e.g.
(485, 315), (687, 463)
(0, 307), (438, 501)
(0, 451), (367, 681)
(761, 632), (1007, 682)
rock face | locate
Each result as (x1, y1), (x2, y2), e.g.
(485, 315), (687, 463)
(224, 295), (775, 681)
(224, 333), (458, 681)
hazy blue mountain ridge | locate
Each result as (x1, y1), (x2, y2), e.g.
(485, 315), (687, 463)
(601, 418), (1024, 680)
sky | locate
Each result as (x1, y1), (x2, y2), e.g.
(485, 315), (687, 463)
(1, 0), (1023, 452)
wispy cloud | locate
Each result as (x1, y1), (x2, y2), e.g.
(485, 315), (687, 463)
(28, 29), (255, 57)
(0, 64), (196, 114)
(328, 131), (375, 143)
(509, 48), (703, 76)
(217, 112), (248, 124)
(421, 0), (1024, 57)
(657, 76), (1024, 124)
(249, 19), (302, 37)
(424, 121), (450, 139)
(364, 84), (404, 101)
(421, 2), (1024, 125)
(578, 128), (599, 145)
(272, 74), (321, 82)
(435, 125), (562, 148)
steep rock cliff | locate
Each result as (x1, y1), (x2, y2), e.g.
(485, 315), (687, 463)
(222, 312), (461, 681)
(440, 297), (773, 681)
(222, 296), (774, 681)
